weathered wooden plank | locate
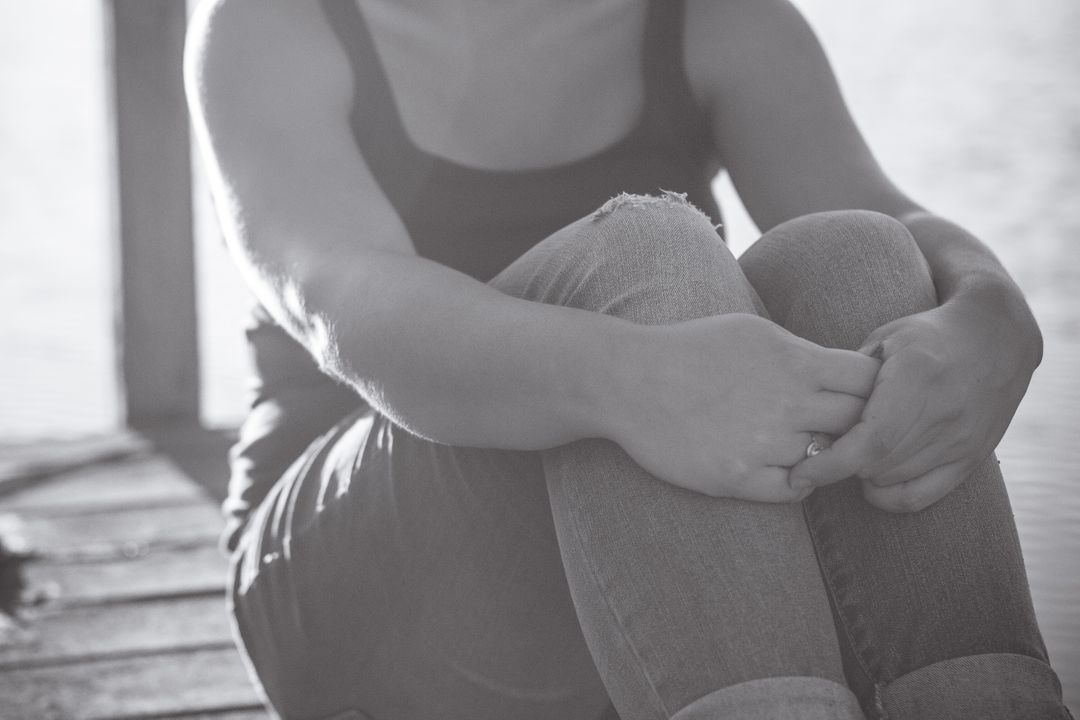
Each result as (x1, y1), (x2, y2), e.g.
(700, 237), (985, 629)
(0, 595), (233, 669)
(0, 454), (204, 514)
(0, 647), (262, 720)
(23, 545), (227, 606)
(158, 711), (270, 720)
(106, 0), (199, 427)
(0, 435), (144, 473)
(0, 434), (147, 500)
(0, 502), (222, 558)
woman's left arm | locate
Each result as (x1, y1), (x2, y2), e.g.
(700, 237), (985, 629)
(685, 0), (1042, 511)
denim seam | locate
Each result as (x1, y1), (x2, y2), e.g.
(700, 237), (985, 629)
(802, 499), (884, 716)
(562, 488), (672, 720)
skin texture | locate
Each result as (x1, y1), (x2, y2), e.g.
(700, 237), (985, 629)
(683, 0), (1041, 511)
(609, 314), (875, 502)
(184, 0), (1040, 511)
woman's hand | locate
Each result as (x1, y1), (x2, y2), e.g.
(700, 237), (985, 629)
(789, 291), (1042, 512)
(608, 314), (878, 502)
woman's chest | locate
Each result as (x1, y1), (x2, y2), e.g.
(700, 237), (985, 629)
(355, 0), (650, 171)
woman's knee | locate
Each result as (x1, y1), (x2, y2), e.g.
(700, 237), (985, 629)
(500, 192), (761, 323)
(741, 210), (937, 346)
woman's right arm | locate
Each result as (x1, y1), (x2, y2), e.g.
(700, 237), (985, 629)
(185, 0), (875, 501)
(186, 0), (628, 451)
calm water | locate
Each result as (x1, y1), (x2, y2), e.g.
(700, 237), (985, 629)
(1, 0), (1077, 706)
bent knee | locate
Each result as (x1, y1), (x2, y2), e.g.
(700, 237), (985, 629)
(581, 192), (758, 322)
(743, 209), (937, 326)
(587, 191), (725, 263)
(763, 209), (927, 277)
(499, 192), (758, 321)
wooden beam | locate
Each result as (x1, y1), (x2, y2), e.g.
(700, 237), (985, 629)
(106, 1), (200, 428)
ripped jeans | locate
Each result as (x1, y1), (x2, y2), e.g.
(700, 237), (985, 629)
(229, 196), (1069, 720)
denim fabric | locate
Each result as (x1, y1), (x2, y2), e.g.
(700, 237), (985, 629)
(742, 211), (1068, 719)
(670, 677), (865, 720)
(496, 196), (857, 718)
(229, 197), (1066, 720)
(880, 653), (1068, 719)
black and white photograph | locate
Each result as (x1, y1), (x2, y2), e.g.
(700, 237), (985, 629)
(0, 0), (1077, 717)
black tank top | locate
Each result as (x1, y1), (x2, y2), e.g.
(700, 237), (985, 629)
(320, 0), (724, 282)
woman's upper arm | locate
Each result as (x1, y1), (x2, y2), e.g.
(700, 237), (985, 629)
(184, 0), (413, 327)
(685, 0), (921, 230)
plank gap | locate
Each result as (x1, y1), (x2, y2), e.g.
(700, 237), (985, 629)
(0, 640), (237, 672)
(106, 703), (269, 720)
(8, 497), (215, 520)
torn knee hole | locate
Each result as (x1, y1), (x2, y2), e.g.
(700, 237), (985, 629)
(592, 190), (716, 228)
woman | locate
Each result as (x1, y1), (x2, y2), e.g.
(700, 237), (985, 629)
(185, 0), (1069, 718)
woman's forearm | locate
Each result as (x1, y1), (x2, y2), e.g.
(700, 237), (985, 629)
(898, 209), (1043, 364)
(286, 249), (633, 450)
(899, 210), (1020, 300)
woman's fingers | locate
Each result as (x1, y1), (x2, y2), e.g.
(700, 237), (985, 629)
(861, 460), (969, 513)
(788, 420), (886, 490)
(812, 347), (880, 397)
(738, 466), (814, 503)
(794, 391), (866, 436)
(859, 430), (957, 487)
(767, 431), (829, 469)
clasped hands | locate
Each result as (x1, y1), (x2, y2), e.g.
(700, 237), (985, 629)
(789, 295), (1040, 512)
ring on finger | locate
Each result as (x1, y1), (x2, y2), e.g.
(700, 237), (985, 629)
(806, 433), (826, 458)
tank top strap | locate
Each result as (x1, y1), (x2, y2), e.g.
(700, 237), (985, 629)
(319, 0), (434, 205)
(319, 0), (406, 148)
(639, 0), (717, 162)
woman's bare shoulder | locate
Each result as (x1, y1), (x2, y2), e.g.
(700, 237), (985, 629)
(683, 0), (823, 109)
(184, 0), (413, 305)
(185, 0), (352, 122)
(188, 0), (325, 50)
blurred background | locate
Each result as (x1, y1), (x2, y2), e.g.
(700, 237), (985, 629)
(0, 0), (1077, 707)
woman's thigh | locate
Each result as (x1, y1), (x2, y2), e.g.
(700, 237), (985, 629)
(230, 406), (613, 720)
(500, 195), (861, 719)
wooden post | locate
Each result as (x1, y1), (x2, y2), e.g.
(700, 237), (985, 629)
(106, 1), (200, 428)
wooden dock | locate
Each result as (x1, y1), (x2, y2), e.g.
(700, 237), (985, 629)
(0, 2), (1075, 715)
(0, 430), (270, 720)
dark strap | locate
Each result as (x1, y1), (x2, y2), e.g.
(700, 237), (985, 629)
(318, 0), (434, 210)
(319, 0), (405, 151)
(640, 0), (717, 163)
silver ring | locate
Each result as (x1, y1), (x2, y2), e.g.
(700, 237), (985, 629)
(806, 435), (824, 458)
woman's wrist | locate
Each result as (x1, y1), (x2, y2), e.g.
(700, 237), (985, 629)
(899, 209), (1042, 372)
(565, 314), (652, 444)
(945, 278), (1043, 372)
